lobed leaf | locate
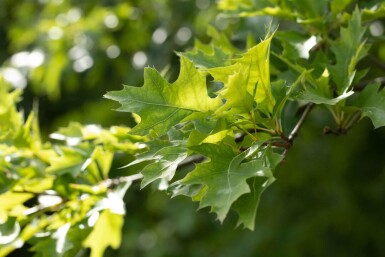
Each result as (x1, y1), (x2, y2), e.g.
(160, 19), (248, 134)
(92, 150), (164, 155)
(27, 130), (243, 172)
(140, 145), (187, 188)
(179, 143), (272, 226)
(105, 56), (221, 136)
(210, 34), (275, 113)
(83, 209), (124, 257)
(179, 41), (231, 69)
(329, 8), (368, 94)
(354, 83), (385, 128)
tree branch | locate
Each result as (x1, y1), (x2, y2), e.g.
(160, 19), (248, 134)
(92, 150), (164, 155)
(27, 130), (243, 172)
(101, 173), (144, 188)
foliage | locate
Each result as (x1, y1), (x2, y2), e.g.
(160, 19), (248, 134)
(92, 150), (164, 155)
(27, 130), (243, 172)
(1, 0), (385, 256)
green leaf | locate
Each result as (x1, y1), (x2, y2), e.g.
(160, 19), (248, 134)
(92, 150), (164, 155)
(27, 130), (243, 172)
(232, 176), (271, 230)
(0, 217), (20, 245)
(179, 41), (231, 69)
(30, 223), (73, 257)
(87, 146), (114, 181)
(187, 121), (232, 147)
(295, 89), (354, 105)
(83, 209), (124, 257)
(140, 145), (187, 188)
(354, 83), (385, 128)
(0, 84), (23, 142)
(329, 8), (368, 94)
(217, 0), (253, 11)
(361, 3), (385, 22)
(217, 0), (294, 19)
(293, 69), (354, 105)
(210, 35), (275, 113)
(180, 143), (269, 223)
(290, 0), (327, 17)
(105, 56), (221, 136)
(215, 70), (254, 115)
(275, 31), (316, 61)
(46, 149), (85, 177)
(330, 0), (354, 16)
(0, 192), (34, 216)
(233, 147), (283, 230)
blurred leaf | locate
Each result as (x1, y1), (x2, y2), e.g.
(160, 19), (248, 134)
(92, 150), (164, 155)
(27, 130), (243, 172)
(361, 3), (385, 22)
(331, 0), (354, 16)
(89, 146), (114, 180)
(180, 42), (231, 68)
(329, 8), (368, 94)
(83, 209), (124, 257)
(0, 217), (20, 245)
(31, 223), (72, 257)
(289, 0), (327, 17)
(179, 26), (235, 68)
(217, 0), (294, 19)
(354, 83), (385, 128)
(0, 85), (22, 140)
(0, 192), (33, 216)
(46, 150), (84, 177)
(294, 69), (354, 104)
(217, 0), (253, 11)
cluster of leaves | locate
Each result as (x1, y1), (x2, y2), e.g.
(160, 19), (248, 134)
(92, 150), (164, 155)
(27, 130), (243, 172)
(106, 29), (284, 230)
(2, 0), (385, 256)
(106, 1), (385, 231)
(0, 81), (146, 257)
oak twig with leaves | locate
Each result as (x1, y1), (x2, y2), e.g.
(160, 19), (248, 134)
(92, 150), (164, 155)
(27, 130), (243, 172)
(2, 1), (385, 256)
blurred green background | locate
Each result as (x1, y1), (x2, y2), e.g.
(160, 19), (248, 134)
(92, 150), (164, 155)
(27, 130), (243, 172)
(1, 0), (385, 256)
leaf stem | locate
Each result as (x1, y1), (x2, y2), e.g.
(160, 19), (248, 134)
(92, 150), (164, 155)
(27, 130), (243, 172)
(288, 103), (314, 142)
(343, 111), (361, 131)
(282, 103), (314, 156)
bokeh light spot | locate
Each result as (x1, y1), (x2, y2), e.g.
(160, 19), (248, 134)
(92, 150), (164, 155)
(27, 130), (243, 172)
(132, 51), (148, 69)
(152, 27), (168, 44)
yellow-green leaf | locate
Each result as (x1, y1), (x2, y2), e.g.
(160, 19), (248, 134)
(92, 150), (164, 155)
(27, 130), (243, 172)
(209, 35), (275, 113)
(83, 209), (124, 257)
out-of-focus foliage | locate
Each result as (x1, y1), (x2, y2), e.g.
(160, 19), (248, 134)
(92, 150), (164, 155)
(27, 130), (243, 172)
(0, 0), (219, 132)
(1, 0), (385, 257)
(0, 80), (146, 257)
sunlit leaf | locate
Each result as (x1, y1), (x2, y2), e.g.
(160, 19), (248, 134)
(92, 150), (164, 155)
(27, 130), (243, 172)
(83, 209), (124, 257)
(215, 70), (254, 115)
(209, 34), (275, 113)
(105, 56), (221, 136)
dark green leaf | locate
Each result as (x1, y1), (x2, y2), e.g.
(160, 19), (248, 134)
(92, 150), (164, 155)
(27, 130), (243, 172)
(354, 83), (385, 128)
